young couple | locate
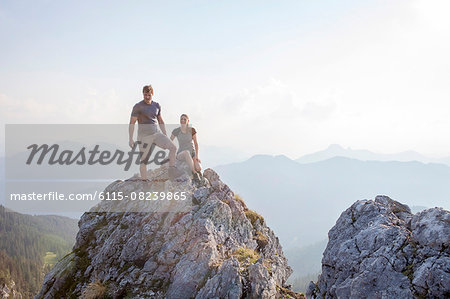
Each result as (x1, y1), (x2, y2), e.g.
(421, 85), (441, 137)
(128, 85), (202, 182)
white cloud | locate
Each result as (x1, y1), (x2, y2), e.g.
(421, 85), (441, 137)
(412, 0), (450, 33)
(0, 88), (130, 124)
(192, 79), (341, 157)
(252, 0), (450, 156)
(301, 100), (337, 121)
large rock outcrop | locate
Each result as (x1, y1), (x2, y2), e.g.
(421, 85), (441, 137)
(307, 195), (450, 298)
(35, 168), (302, 299)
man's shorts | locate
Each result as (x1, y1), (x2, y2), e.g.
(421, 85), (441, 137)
(137, 132), (173, 161)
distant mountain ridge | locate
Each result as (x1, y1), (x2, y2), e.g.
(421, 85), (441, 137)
(216, 155), (450, 249)
(201, 145), (252, 168)
(216, 155), (450, 290)
(296, 144), (450, 166)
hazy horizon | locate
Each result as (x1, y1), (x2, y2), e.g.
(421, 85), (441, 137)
(1, 142), (450, 164)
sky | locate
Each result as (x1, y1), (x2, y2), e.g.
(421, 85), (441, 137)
(1, 0), (449, 159)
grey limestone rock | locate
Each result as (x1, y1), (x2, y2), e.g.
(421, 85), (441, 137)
(307, 195), (450, 299)
(35, 168), (301, 299)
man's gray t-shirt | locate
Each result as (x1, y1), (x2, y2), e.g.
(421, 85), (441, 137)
(131, 100), (161, 136)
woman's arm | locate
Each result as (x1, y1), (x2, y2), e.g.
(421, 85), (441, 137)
(193, 133), (199, 160)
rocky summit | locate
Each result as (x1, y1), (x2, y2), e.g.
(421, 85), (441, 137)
(307, 195), (450, 298)
(35, 168), (302, 299)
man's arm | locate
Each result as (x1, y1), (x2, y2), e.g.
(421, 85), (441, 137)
(129, 116), (138, 148)
(157, 114), (167, 136)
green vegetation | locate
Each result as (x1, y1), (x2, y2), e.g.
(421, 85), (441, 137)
(255, 231), (269, 249)
(57, 213), (112, 298)
(402, 264), (414, 281)
(263, 258), (273, 275)
(43, 251), (58, 267)
(245, 209), (264, 226)
(80, 280), (106, 299)
(0, 205), (78, 297)
(277, 284), (306, 298)
(232, 247), (260, 264)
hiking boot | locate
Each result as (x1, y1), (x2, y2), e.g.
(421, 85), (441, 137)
(196, 172), (208, 187)
(168, 166), (184, 181)
(192, 172), (201, 187)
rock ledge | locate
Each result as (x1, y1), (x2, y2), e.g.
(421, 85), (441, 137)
(307, 195), (450, 298)
(36, 168), (303, 299)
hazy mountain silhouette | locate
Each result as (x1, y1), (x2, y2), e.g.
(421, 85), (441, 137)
(216, 155), (449, 249)
(296, 144), (450, 166)
(201, 145), (251, 168)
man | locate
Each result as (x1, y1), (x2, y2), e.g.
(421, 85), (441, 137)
(129, 85), (182, 180)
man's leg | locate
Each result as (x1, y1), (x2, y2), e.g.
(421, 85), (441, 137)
(153, 133), (184, 180)
(140, 163), (147, 180)
(138, 135), (155, 180)
(153, 133), (177, 167)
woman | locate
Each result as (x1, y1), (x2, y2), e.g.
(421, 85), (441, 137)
(170, 114), (202, 178)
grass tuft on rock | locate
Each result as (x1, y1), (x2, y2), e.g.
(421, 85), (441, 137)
(276, 284), (306, 299)
(245, 210), (264, 226)
(232, 247), (260, 265)
(80, 280), (106, 299)
(402, 264), (414, 282)
(255, 231), (269, 251)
